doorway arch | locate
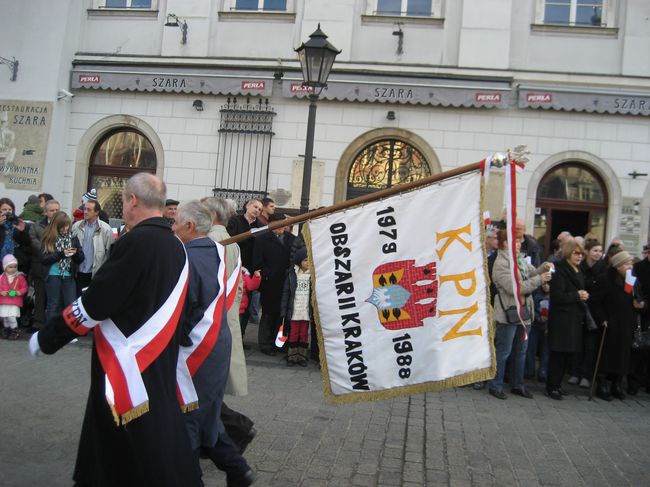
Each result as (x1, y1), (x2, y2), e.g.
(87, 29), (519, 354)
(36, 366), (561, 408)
(525, 151), (620, 255)
(334, 128), (441, 203)
(73, 115), (164, 220)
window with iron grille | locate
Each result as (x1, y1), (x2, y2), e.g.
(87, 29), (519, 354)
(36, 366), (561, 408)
(212, 98), (275, 209)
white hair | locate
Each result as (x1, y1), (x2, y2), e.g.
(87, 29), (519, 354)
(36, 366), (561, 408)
(201, 197), (234, 224)
(177, 200), (213, 233)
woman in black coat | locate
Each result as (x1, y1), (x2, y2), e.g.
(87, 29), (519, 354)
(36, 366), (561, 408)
(546, 239), (590, 400)
(590, 250), (641, 400)
(569, 239), (607, 387)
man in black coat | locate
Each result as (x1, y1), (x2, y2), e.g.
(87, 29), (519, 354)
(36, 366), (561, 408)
(252, 213), (294, 355)
(29, 173), (201, 487)
(227, 198), (263, 334)
(516, 218), (543, 267)
(226, 198), (262, 270)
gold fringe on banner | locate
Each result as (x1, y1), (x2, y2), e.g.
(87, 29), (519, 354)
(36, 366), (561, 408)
(302, 170), (496, 405)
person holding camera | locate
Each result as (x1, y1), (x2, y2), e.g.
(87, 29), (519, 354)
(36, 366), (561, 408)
(0, 197), (31, 272)
(40, 211), (84, 321)
(488, 229), (553, 400)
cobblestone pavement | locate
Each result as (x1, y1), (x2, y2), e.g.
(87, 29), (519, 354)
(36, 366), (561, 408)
(2, 329), (650, 487)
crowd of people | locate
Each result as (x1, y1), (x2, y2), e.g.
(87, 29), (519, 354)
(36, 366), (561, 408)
(0, 192), (112, 339)
(480, 219), (650, 402)
(8, 172), (650, 485)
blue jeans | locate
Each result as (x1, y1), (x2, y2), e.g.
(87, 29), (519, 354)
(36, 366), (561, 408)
(45, 275), (76, 321)
(248, 291), (261, 323)
(490, 323), (529, 392)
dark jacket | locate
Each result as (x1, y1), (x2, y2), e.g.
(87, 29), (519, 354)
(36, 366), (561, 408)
(37, 217), (201, 487)
(548, 259), (585, 353)
(520, 234), (543, 267)
(590, 267), (636, 376)
(0, 221), (32, 272)
(580, 258), (608, 296)
(226, 214), (259, 270)
(29, 216), (49, 277)
(252, 230), (295, 314)
(41, 235), (84, 277)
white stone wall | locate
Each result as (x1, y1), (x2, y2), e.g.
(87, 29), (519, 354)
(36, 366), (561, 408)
(67, 87), (650, 244)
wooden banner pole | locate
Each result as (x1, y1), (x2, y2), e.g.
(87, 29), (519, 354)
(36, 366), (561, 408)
(219, 160), (484, 246)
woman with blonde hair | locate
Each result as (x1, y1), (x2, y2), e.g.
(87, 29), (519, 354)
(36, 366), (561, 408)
(41, 211), (84, 320)
(546, 238), (590, 400)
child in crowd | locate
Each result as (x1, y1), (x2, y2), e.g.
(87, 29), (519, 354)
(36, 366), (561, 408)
(0, 254), (28, 340)
(239, 266), (261, 346)
(281, 247), (311, 367)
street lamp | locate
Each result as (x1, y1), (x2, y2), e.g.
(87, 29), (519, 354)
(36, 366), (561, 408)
(295, 24), (340, 213)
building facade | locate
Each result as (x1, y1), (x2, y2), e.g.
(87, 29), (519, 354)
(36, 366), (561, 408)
(2, 0), (650, 254)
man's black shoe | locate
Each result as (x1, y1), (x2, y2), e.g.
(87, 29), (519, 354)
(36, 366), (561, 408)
(227, 469), (256, 487)
(545, 389), (563, 400)
(489, 388), (507, 400)
(511, 388), (533, 399)
(260, 348), (276, 356)
(557, 387), (570, 396)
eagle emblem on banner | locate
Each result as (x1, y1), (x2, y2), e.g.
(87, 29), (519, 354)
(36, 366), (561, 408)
(365, 260), (438, 330)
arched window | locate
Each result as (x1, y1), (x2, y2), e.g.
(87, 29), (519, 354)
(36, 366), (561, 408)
(534, 163), (608, 255)
(87, 128), (157, 220)
(346, 139), (431, 200)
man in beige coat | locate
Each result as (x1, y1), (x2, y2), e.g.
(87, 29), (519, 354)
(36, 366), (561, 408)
(202, 197), (257, 452)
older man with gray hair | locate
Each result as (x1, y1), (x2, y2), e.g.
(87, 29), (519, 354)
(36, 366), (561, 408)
(202, 197), (257, 454)
(174, 200), (256, 487)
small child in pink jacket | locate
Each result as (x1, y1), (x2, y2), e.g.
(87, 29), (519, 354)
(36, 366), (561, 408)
(239, 267), (261, 315)
(0, 254), (28, 340)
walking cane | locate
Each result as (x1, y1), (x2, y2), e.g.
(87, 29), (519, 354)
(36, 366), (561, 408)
(589, 322), (607, 401)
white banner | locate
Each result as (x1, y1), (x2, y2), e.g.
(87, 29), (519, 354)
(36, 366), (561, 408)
(306, 172), (494, 403)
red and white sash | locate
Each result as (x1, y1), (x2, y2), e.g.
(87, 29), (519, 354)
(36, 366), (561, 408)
(63, 247), (190, 425)
(226, 251), (241, 312)
(177, 242), (240, 412)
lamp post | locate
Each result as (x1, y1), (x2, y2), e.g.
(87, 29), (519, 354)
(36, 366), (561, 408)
(295, 24), (340, 213)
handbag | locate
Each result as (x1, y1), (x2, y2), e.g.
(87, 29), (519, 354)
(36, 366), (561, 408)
(632, 322), (650, 351)
(581, 302), (598, 332)
(498, 293), (531, 324)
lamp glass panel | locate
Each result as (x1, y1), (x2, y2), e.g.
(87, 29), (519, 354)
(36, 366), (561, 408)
(235, 0), (258, 10)
(407, 0), (432, 16)
(303, 47), (326, 85)
(264, 0), (287, 11)
(106, 0), (128, 7)
(377, 0), (401, 15)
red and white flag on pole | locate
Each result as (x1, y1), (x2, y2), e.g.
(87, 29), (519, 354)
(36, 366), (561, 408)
(504, 156), (526, 331)
(625, 269), (637, 294)
(275, 323), (287, 348)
